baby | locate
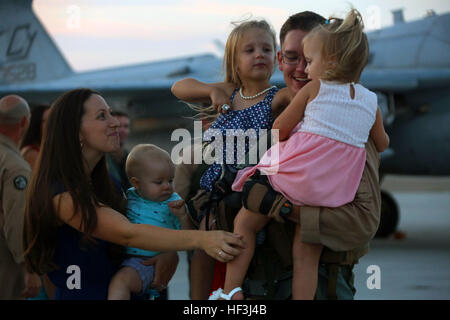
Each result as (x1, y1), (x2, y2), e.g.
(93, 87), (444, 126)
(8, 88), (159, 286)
(108, 144), (190, 300)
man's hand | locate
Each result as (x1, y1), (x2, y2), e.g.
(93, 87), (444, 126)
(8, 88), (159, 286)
(141, 252), (179, 292)
(22, 271), (42, 298)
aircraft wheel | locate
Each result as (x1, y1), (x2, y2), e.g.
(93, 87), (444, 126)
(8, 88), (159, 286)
(375, 190), (399, 238)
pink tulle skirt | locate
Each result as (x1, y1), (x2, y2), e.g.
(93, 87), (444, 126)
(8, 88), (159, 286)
(232, 132), (366, 207)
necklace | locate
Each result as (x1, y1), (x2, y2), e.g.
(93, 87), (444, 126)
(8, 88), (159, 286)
(239, 85), (276, 100)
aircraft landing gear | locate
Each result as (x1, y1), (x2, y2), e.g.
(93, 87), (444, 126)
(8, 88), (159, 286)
(375, 190), (399, 238)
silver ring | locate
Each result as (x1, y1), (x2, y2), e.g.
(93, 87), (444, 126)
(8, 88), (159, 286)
(218, 250), (224, 257)
(221, 104), (230, 111)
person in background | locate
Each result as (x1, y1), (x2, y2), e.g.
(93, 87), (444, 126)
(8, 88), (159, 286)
(19, 103), (55, 300)
(20, 105), (50, 171)
(106, 110), (131, 191)
(0, 95), (41, 299)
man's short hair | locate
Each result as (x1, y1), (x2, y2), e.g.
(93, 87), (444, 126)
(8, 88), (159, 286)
(0, 95), (30, 125)
(279, 11), (326, 47)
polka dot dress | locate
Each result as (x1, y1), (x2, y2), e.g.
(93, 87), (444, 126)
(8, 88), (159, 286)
(200, 87), (277, 191)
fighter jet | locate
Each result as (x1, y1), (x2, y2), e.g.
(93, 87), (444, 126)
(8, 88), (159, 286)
(0, 0), (224, 119)
(1, 1), (449, 236)
(360, 10), (450, 236)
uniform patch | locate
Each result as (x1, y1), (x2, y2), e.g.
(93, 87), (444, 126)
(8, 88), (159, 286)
(14, 175), (27, 190)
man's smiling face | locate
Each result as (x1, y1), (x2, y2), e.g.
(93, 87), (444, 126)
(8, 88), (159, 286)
(277, 29), (310, 94)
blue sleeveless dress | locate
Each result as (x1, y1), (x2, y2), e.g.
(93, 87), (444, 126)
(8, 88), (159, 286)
(48, 224), (117, 299)
(200, 87), (277, 191)
(47, 180), (136, 300)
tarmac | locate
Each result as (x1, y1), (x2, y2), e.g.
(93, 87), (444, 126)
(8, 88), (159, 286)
(354, 175), (450, 300)
(167, 175), (450, 300)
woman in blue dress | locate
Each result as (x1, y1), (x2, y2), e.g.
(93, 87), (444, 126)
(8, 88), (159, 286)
(23, 88), (245, 300)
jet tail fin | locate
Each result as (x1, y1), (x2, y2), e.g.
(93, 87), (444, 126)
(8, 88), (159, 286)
(0, 0), (73, 85)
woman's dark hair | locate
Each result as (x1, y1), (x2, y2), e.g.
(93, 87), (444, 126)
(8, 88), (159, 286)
(20, 104), (50, 149)
(23, 88), (126, 274)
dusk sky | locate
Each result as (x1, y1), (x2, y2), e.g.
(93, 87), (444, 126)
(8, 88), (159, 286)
(33, 0), (450, 72)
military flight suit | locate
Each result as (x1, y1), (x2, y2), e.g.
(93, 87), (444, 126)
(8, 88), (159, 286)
(174, 138), (381, 299)
(279, 137), (381, 299)
(298, 138), (381, 251)
(0, 134), (31, 299)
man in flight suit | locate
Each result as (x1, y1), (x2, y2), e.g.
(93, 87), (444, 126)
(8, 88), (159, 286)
(273, 11), (382, 299)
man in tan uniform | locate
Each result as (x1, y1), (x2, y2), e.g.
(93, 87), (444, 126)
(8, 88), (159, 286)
(0, 95), (41, 299)
(175, 11), (381, 300)
(270, 11), (381, 299)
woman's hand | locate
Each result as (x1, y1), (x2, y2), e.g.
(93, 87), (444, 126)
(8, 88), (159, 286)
(200, 231), (245, 263)
(140, 252), (179, 292)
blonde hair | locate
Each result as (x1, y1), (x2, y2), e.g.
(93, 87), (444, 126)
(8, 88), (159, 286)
(223, 19), (277, 86)
(189, 19), (277, 124)
(125, 144), (173, 180)
(304, 8), (369, 83)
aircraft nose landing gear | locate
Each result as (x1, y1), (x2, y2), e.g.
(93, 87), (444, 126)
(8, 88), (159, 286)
(375, 190), (399, 238)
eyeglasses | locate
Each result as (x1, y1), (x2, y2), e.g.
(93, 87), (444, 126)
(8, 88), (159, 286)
(281, 53), (303, 65)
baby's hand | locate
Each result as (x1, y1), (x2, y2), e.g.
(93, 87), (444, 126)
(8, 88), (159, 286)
(168, 200), (187, 218)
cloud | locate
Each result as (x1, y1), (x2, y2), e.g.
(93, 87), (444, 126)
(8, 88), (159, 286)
(34, 0), (288, 40)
